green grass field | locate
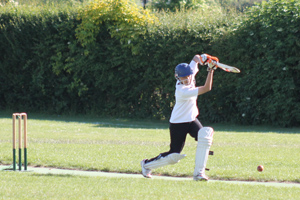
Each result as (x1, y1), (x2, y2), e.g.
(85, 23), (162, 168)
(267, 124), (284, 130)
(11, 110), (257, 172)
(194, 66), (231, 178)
(1, 112), (300, 199)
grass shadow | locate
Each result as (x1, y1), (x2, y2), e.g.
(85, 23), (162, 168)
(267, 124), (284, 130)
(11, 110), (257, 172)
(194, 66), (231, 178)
(0, 111), (169, 130)
(0, 111), (299, 133)
(31, 173), (77, 178)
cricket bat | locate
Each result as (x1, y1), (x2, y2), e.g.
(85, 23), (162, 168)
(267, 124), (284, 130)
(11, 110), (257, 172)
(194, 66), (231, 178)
(216, 62), (240, 73)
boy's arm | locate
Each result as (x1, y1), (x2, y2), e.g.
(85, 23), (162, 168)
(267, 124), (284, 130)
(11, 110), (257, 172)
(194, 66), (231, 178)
(192, 54), (216, 95)
(197, 70), (214, 95)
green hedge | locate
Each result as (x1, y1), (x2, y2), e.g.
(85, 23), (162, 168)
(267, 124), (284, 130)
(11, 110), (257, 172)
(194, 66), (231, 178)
(0, 0), (299, 126)
(212, 0), (300, 126)
(0, 5), (81, 112)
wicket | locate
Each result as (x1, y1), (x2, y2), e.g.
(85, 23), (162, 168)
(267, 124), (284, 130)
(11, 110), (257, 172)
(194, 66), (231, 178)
(12, 113), (27, 171)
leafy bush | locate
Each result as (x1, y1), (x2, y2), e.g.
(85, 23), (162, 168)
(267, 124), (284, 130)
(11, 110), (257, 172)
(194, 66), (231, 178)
(148, 0), (264, 12)
(216, 0), (264, 12)
(75, 0), (157, 49)
(212, 0), (300, 126)
(0, 2), (81, 113)
(1, 0), (299, 126)
(148, 0), (212, 11)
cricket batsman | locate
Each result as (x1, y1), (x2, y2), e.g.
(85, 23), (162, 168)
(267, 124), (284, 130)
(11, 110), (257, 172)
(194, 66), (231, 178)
(141, 54), (218, 181)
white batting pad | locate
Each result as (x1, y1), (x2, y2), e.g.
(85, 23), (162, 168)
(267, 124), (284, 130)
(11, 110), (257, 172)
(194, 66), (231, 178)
(193, 127), (214, 176)
(144, 153), (186, 170)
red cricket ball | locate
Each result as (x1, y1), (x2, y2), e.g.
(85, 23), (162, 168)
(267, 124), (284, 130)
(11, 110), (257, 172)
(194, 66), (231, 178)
(257, 165), (264, 172)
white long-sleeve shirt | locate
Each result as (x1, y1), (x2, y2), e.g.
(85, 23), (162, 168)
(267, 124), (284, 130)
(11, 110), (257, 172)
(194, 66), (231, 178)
(169, 60), (199, 123)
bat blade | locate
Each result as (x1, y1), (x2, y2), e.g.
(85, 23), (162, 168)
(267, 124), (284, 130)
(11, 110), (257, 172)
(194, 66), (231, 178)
(217, 62), (240, 73)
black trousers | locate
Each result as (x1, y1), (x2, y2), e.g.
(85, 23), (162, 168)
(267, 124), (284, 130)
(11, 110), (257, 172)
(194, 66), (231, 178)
(146, 118), (203, 162)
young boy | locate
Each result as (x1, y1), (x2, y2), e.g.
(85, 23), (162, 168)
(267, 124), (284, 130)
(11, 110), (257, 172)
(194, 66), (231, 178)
(141, 54), (218, 181)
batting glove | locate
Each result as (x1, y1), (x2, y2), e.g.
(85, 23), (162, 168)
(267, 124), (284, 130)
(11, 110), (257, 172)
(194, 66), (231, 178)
(207, 59), (218, 71)
(199, 54), (209, 65)
(199, 54), (219, 65)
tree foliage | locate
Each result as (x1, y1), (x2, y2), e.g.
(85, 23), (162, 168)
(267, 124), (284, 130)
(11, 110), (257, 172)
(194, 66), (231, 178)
(0, 0), (299, 126)
(75, 0), (157, 50)
(212, 0), (300, 126)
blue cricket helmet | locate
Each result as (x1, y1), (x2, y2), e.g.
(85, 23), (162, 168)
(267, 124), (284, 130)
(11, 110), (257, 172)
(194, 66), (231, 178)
(175, 63), (193, 81)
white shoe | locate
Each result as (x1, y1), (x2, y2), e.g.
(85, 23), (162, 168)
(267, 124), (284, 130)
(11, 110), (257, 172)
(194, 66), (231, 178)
(140, 159), (152, 178)
(193, 174), (208, 181)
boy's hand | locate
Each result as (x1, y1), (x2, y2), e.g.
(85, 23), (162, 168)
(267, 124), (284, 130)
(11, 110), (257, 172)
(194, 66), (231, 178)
(199, 54), (219, 66)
